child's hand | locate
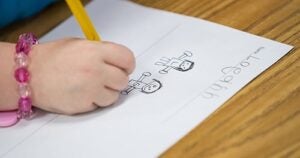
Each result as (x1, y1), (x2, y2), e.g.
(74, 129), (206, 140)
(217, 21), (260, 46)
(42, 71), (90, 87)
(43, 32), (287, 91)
(30, 38), (135, 115)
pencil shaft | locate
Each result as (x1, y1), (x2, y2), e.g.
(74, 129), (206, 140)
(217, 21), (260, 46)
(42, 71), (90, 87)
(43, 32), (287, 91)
(65, 0), (101, 41)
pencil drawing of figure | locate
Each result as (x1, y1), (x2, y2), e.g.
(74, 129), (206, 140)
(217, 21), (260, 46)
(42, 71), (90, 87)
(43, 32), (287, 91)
(121, 72), (162, 95)
(155, 51), (194, 74)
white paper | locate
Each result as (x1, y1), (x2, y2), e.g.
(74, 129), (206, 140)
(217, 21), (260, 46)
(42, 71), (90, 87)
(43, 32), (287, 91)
(0, 0), (293, 158)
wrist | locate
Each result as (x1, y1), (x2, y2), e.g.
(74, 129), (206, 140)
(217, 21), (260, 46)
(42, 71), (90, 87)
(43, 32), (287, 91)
(0, 33), (39, 127)
(0, 42), (19, 111)
(27, 43), (43, 108)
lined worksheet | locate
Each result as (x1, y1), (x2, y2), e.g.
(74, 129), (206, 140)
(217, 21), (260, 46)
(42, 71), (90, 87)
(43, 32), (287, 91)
(0, 0), (293, 158)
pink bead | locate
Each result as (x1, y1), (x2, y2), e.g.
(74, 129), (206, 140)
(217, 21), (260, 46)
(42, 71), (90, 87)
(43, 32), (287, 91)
(19, 83), (31, 98)
(16, 33), (38, 54)
(18, 97), (32, 112)
(16, 40), (31, 55)
(15, 67), (30, 83)
(14, 33), (38, 121)
(18, 97), (33, 119)
(15, 53), (28, 67)
(20, 33), (38, 45)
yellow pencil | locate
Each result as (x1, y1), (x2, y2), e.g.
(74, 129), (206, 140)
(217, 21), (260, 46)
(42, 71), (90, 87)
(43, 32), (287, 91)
(65, 0), (101, 41)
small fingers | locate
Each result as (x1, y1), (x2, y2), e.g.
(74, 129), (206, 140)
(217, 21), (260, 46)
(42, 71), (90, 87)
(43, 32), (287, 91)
(101, 42), (136, 74)
(93, 87), (120, 107)
(103, 64), (129, 91)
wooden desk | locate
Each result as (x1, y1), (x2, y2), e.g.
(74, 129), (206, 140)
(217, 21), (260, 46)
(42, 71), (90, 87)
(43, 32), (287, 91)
(0, 0), (299, 157)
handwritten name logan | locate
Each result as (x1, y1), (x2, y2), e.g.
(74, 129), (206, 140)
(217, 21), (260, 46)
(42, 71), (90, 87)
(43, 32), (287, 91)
(201, 47), (265, 99)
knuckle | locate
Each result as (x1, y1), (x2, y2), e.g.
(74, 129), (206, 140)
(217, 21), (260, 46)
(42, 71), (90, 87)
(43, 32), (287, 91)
(105, 92), (119, 106)
(103, 42), (136, 73)
(123, 51), (136, 73)
(106, 42), (135, 62)
(117, 46), (135, 74)
(112, 92), (120, 103)
(108, 92), (119, 105)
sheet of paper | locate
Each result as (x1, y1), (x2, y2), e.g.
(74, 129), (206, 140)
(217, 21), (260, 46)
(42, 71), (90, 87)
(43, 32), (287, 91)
(0, 0), (293, 157)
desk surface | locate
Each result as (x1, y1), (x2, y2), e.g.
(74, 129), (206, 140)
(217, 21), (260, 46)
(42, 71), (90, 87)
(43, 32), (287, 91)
(0, 0), (299, 157)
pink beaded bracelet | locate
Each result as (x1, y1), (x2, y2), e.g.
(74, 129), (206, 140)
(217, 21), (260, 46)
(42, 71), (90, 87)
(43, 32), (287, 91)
(15, 33), (38, 119)
(0, 33), (38, 127)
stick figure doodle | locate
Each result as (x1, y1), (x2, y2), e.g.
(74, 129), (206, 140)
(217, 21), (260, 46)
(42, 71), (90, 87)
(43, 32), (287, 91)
(121, 72), (162, 95)
(155, 51), (194, 74)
